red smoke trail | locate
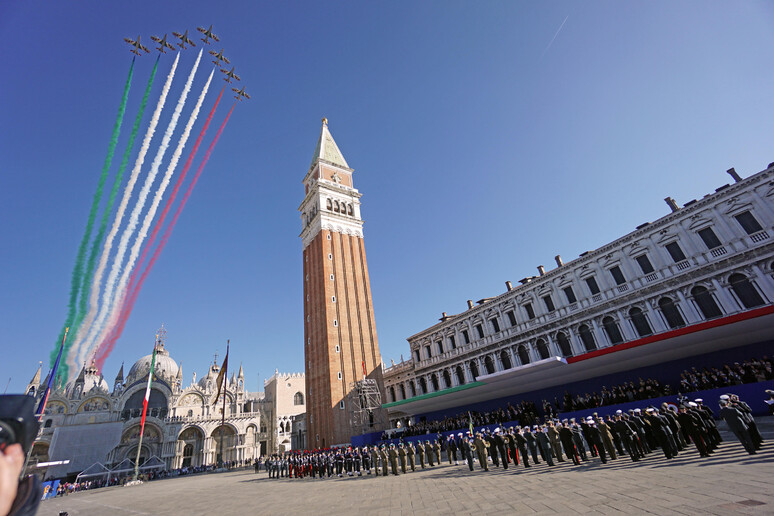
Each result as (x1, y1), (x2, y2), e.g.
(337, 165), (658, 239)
(96, 101), (237, 369)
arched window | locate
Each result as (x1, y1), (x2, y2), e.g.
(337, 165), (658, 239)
(500, 350), (512, 370)
(578, 324), (596, 351)
(347, 204), (353, 215)
(326, 198), (332, 210)
(517, 345), (530, 365)
(293, 392), (304, 405)
(419, 378), (427, 394)
(430, 374), (439, 391)
(44, 419), (53, 428)
(729, 273), (765, 309)
(536, 339), (550, 360)
(279, 422), (285, 433)
(408, 382), (416, 398)
(602, 316), (624, 345)
(556, 332), (572, 357)
(455, 366), (466, 385)
(469, 361), (479, 381)
(628, 307), (652, 337)
(443, 370), (452, 388)
(399, 384), (406, 400)
(484, 356), (495, 375)
(691, 286), (723, 319)
(658, 297), (685, 329)
(389, 386), (395, 402)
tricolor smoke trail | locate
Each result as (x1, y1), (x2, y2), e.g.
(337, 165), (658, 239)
(67, 54), (180, 379)
(96, 101), (237, 369)
(68, 57), (160, 359)
(78, 49), (205, 367)
(52, 58), (134, 384)
(87, 65), (214, 364)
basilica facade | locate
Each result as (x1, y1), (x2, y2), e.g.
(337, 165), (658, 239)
(26, 337), (305, 480)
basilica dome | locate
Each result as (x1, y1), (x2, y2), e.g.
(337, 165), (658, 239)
(127, 342), (178, 385)
(65, 362), (110, 398)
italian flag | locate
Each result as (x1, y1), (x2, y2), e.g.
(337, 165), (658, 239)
(139, 342), (158, 434)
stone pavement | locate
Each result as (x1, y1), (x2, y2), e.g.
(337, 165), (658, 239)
(45, 436), (773, 516)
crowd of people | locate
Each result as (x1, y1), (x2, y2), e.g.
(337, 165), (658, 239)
(392, 356), (772, 438)
(257, 392), (765, 481)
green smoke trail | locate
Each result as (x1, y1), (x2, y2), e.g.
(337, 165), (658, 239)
(68, 58), (160, 362)
(51, 58), (135, 384)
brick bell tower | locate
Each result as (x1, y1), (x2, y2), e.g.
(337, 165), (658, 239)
(299, 118), (387, 447)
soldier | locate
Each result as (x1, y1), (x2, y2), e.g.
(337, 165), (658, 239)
(433, 438), (442, 467)
(546, 421), (564, 462)
(558, 422), (580, 465)
(694, 398), (721, 450)
(369, 445), (381, 476)
(407, 441), (416, 472)
(718, 398), (756, 454)
(353, 447), (362, 476)
(613, 412), (640, 462)
(728, 394), (763, 448)
(388, 444), (400, 475)
(583, 417), (607, 464)
(426, 440), (436, 466)
(379, 445), (389, 476)
(461, 433), (475, 471)
(473, 432), (490, 471)
(570, 419), (588, 461)
(493, 428), (508, 469)
(513, 427), (531, 468)
(523, 426), (540, 464)
(535, 426), (555, 466)
(447, 434), (458, 465)
(362, 446), (372, 474)
(417, 440), (426, 469)
(485, 429), (500, 467)
(398, 443), (408, 473)
(596, 416), (618, 460)
(678, 404), (710, 457)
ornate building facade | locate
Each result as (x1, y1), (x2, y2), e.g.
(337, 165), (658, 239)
(26, 335), (305, 479)
(382, 164), (774, 419)
(299, 119), (387, 447)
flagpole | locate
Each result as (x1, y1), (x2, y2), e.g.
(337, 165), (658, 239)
(219, 340), (229, 467)
(133, 334), (158, 481)
(22, 328), (69, 480)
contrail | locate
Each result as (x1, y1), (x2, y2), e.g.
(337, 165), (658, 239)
(96, 100), (236, 368)
(68, 57), (160, 368)
(67, 54), (180, 379)
(78, 49), (204, 366)
(51, 58), (134, 384)
(540, 15), (569, 60)
(95, 87), (226, 367)
(88, 65), (214, 365)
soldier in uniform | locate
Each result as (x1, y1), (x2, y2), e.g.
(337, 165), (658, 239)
(613, 412), (640, 462)
(523, 426), (540, 464)
(583, 417), (607, 463)
(369, 445), (381, 476)
(433, 438), (442, 466)
(596, 416), (618, 460)
(678, 404), (710, 457)
(379, 445), (389, 476)
(447, 434), (458, 464)
(388, 444), (400, 475)
(493, 428), (508, 469)
(417, 440), (426, 469)
(485, 429), (500, 467)
(473, 432), (490, 471)
(558, 422), (580, 465)
(718, 398), (756, 454)
(406, 441), (416, 471)
(426, 440), (435, 466)
(546, 421), (564, 462)
(460, 433), (475, 471)
(398, 443), (408, 473)
(535, 426), (555, 466)
(569, 419), (588, 461)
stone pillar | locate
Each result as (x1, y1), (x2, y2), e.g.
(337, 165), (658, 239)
(675, 289), (701, 323)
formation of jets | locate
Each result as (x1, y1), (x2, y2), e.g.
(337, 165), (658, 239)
(124, 35), (149, 56)
(150, 34), (175, 54)
(123, 26), (250, 102)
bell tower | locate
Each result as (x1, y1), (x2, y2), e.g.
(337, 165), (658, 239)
(299, 118), (386, 447)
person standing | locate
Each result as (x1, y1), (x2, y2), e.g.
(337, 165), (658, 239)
(407, 442), (416, 472)
(493, 428), (508, 469)
(398, 443), (408, 474)
(718, 399), (756, 454)
(596, 417), (618, 460)
(558, 422), (579, 465)
(524, 426), (540, 464)
(388, 444), (400, 476)
(535, 426), (555, 466)
(417, 440), (426, 469)
(546, 421), (564, 462)
(447, 435), (458, 465)
(433, 439), (442, 467)
(462, 435), (475, 471)
(473, 433), (490, 471)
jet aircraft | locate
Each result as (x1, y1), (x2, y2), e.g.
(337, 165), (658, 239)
(124, 36), (150, 56)
(232, 86), (251, 101)
(150, 34), (175, 54)
(208, 48), (230, 66)
(220, 66), (241, 83)
(197, 25), (220, 44)
(172, 30), (196, 49)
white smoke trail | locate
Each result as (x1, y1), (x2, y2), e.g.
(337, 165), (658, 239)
(66, 53), (181, 380)
(86, 66), (214, 364)
(76, 50), (203, 368)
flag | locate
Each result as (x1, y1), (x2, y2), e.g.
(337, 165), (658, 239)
(468, 411), (474, 435)
(139, 339), (158, 431)
(36, 328), (69, 419)
(215, 346), (229, 401)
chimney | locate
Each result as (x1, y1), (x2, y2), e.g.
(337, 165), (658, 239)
(554, 255), (563, 267)
(537, 265), (546, 276)
(467, 300), (474, 309)
(505, 281), (513, 291)
(726, 167), (742, 183)
(664, 197), (680, 213)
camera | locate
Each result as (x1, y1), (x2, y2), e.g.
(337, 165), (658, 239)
(0, 394), (41, 455)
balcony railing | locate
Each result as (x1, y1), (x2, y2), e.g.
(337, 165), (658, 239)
(591, 293), (602, 303)
(616, 284), (629, 293)
(750, 230), (770, 243)
(710, 246), (728, 258)
(676, 260), (690, 271)
(644, 272), (659, 283)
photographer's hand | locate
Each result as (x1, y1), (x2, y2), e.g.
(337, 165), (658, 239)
(0, 444), (24, 516)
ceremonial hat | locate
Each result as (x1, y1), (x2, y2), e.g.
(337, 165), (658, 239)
(719, 394), (730, 400)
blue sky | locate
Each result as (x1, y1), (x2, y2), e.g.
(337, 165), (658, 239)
(2, 1), (773, 394)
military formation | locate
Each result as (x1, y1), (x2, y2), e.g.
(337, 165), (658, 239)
(259, 394), (764, 480)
